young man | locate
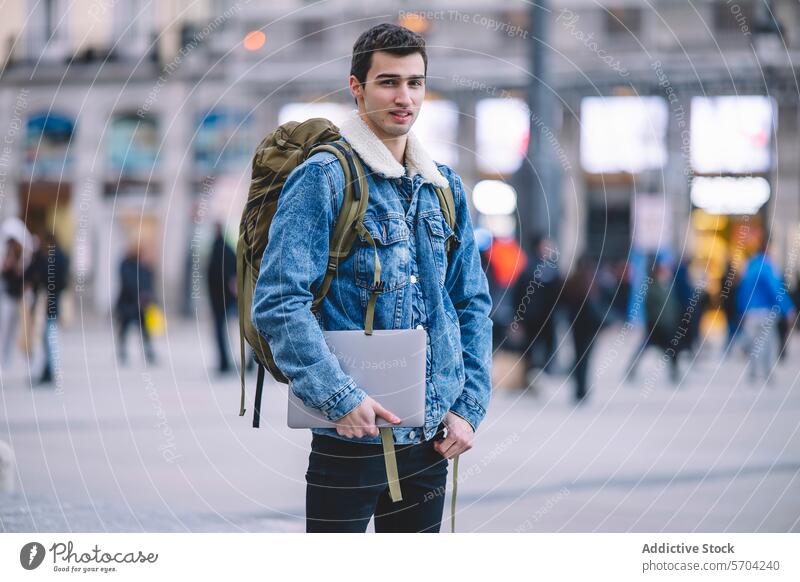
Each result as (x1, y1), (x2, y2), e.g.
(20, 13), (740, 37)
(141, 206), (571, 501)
(252, 23), (493, 532)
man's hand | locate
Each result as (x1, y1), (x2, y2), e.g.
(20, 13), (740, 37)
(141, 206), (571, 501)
(334, 396), (401, 438)
(433, 411), (474, 459)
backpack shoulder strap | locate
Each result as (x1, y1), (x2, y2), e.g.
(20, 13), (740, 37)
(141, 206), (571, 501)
(307, 140), (369, 314)
(434, 184), (457, 254)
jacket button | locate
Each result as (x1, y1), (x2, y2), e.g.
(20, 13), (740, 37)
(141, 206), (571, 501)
(415, 324), (424, 330)
(408, 430), (416, 439)
(410, 274), (418, 284)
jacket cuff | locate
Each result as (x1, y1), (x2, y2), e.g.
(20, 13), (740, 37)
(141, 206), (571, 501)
(319, 380), (367, 422)
(449, 392), (486, 432)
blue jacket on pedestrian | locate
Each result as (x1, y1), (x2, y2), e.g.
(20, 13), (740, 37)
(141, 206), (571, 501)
(251, 110), (493, 445)
(736, 252), (795, 317)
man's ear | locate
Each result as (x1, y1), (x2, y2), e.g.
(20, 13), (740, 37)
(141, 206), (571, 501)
(349, 75), (363, 102)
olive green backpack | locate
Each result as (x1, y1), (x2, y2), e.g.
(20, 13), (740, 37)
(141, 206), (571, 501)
(236, 117), (460, 529)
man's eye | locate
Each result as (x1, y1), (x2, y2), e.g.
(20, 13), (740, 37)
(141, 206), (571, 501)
(382, 80), (396, 86)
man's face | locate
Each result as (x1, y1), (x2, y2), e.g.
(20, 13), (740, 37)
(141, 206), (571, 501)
(350, 51), (426, 140)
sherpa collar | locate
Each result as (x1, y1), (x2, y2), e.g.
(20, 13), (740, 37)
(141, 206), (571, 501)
(338, 109), (449, 188)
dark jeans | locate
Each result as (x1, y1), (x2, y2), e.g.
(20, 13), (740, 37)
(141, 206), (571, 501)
(571, 330), (595, 402)
(117, 310), (154, 363)
(306, 432), (449, 533)
(524, 317), (557, 374)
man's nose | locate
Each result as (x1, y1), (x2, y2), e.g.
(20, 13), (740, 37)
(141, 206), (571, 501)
(394, 84), (412, 105)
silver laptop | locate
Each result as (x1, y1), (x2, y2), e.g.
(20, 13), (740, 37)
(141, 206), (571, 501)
(287, 328), (427, 429)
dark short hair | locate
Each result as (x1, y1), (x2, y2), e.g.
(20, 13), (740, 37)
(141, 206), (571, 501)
(350, 23), (427, 86)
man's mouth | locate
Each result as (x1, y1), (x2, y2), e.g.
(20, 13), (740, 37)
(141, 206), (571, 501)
(389, 110), (412, 122)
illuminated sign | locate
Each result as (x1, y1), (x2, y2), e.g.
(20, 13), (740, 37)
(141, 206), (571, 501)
(691, 96), (774, 174)
(690, 176), (770, 215)
(580, 96), (667, 174)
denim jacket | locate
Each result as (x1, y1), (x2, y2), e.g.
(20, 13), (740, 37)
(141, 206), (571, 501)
(251, 110), (493, 444)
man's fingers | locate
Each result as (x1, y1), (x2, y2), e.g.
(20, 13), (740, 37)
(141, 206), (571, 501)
(435, 430), (474, 459)
(353, 418), (378, 438)
(348, 419), (377, 438)
(372, 401), (401, 424)
(335, 401), (390, 438)
(434, 434), (458, 458)
(442, 441), (471, 459)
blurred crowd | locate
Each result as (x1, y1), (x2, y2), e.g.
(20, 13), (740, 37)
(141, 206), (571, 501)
(481, 233), (798, 405)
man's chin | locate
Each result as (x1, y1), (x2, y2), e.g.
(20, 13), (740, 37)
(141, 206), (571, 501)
(385, 128), (411, 138)
(379, 120), (413, 137)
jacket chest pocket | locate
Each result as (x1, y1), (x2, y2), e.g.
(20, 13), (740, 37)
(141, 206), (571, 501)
(355, 216), (411, 292)
(422, 212), (458, 288)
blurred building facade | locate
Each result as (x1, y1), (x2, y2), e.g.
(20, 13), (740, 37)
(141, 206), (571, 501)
(0, 0), (798, 314)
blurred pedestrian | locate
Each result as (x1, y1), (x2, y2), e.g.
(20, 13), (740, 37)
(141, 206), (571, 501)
(776, 273), (796, 361)
(115, 246), (157, 365)
(0, 218), (32, 372)
(0, 238), (25, 371)
(513, 236), (561, 383)
(720, 260), (742, 355)
(561, 255), (605, 404)
(624, 259), (681, 384)
(206, 222), (237, 374)
(25, 233), (69, 384)
(596, 260), (628, 325)
(610, 260), (631, 323)
(735, 240), (795, 382)
(485, 236), (527, 351)
(674, 258), (706, 357)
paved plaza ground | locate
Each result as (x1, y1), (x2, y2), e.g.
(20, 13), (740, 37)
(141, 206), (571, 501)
(1, 316), (798, 532)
